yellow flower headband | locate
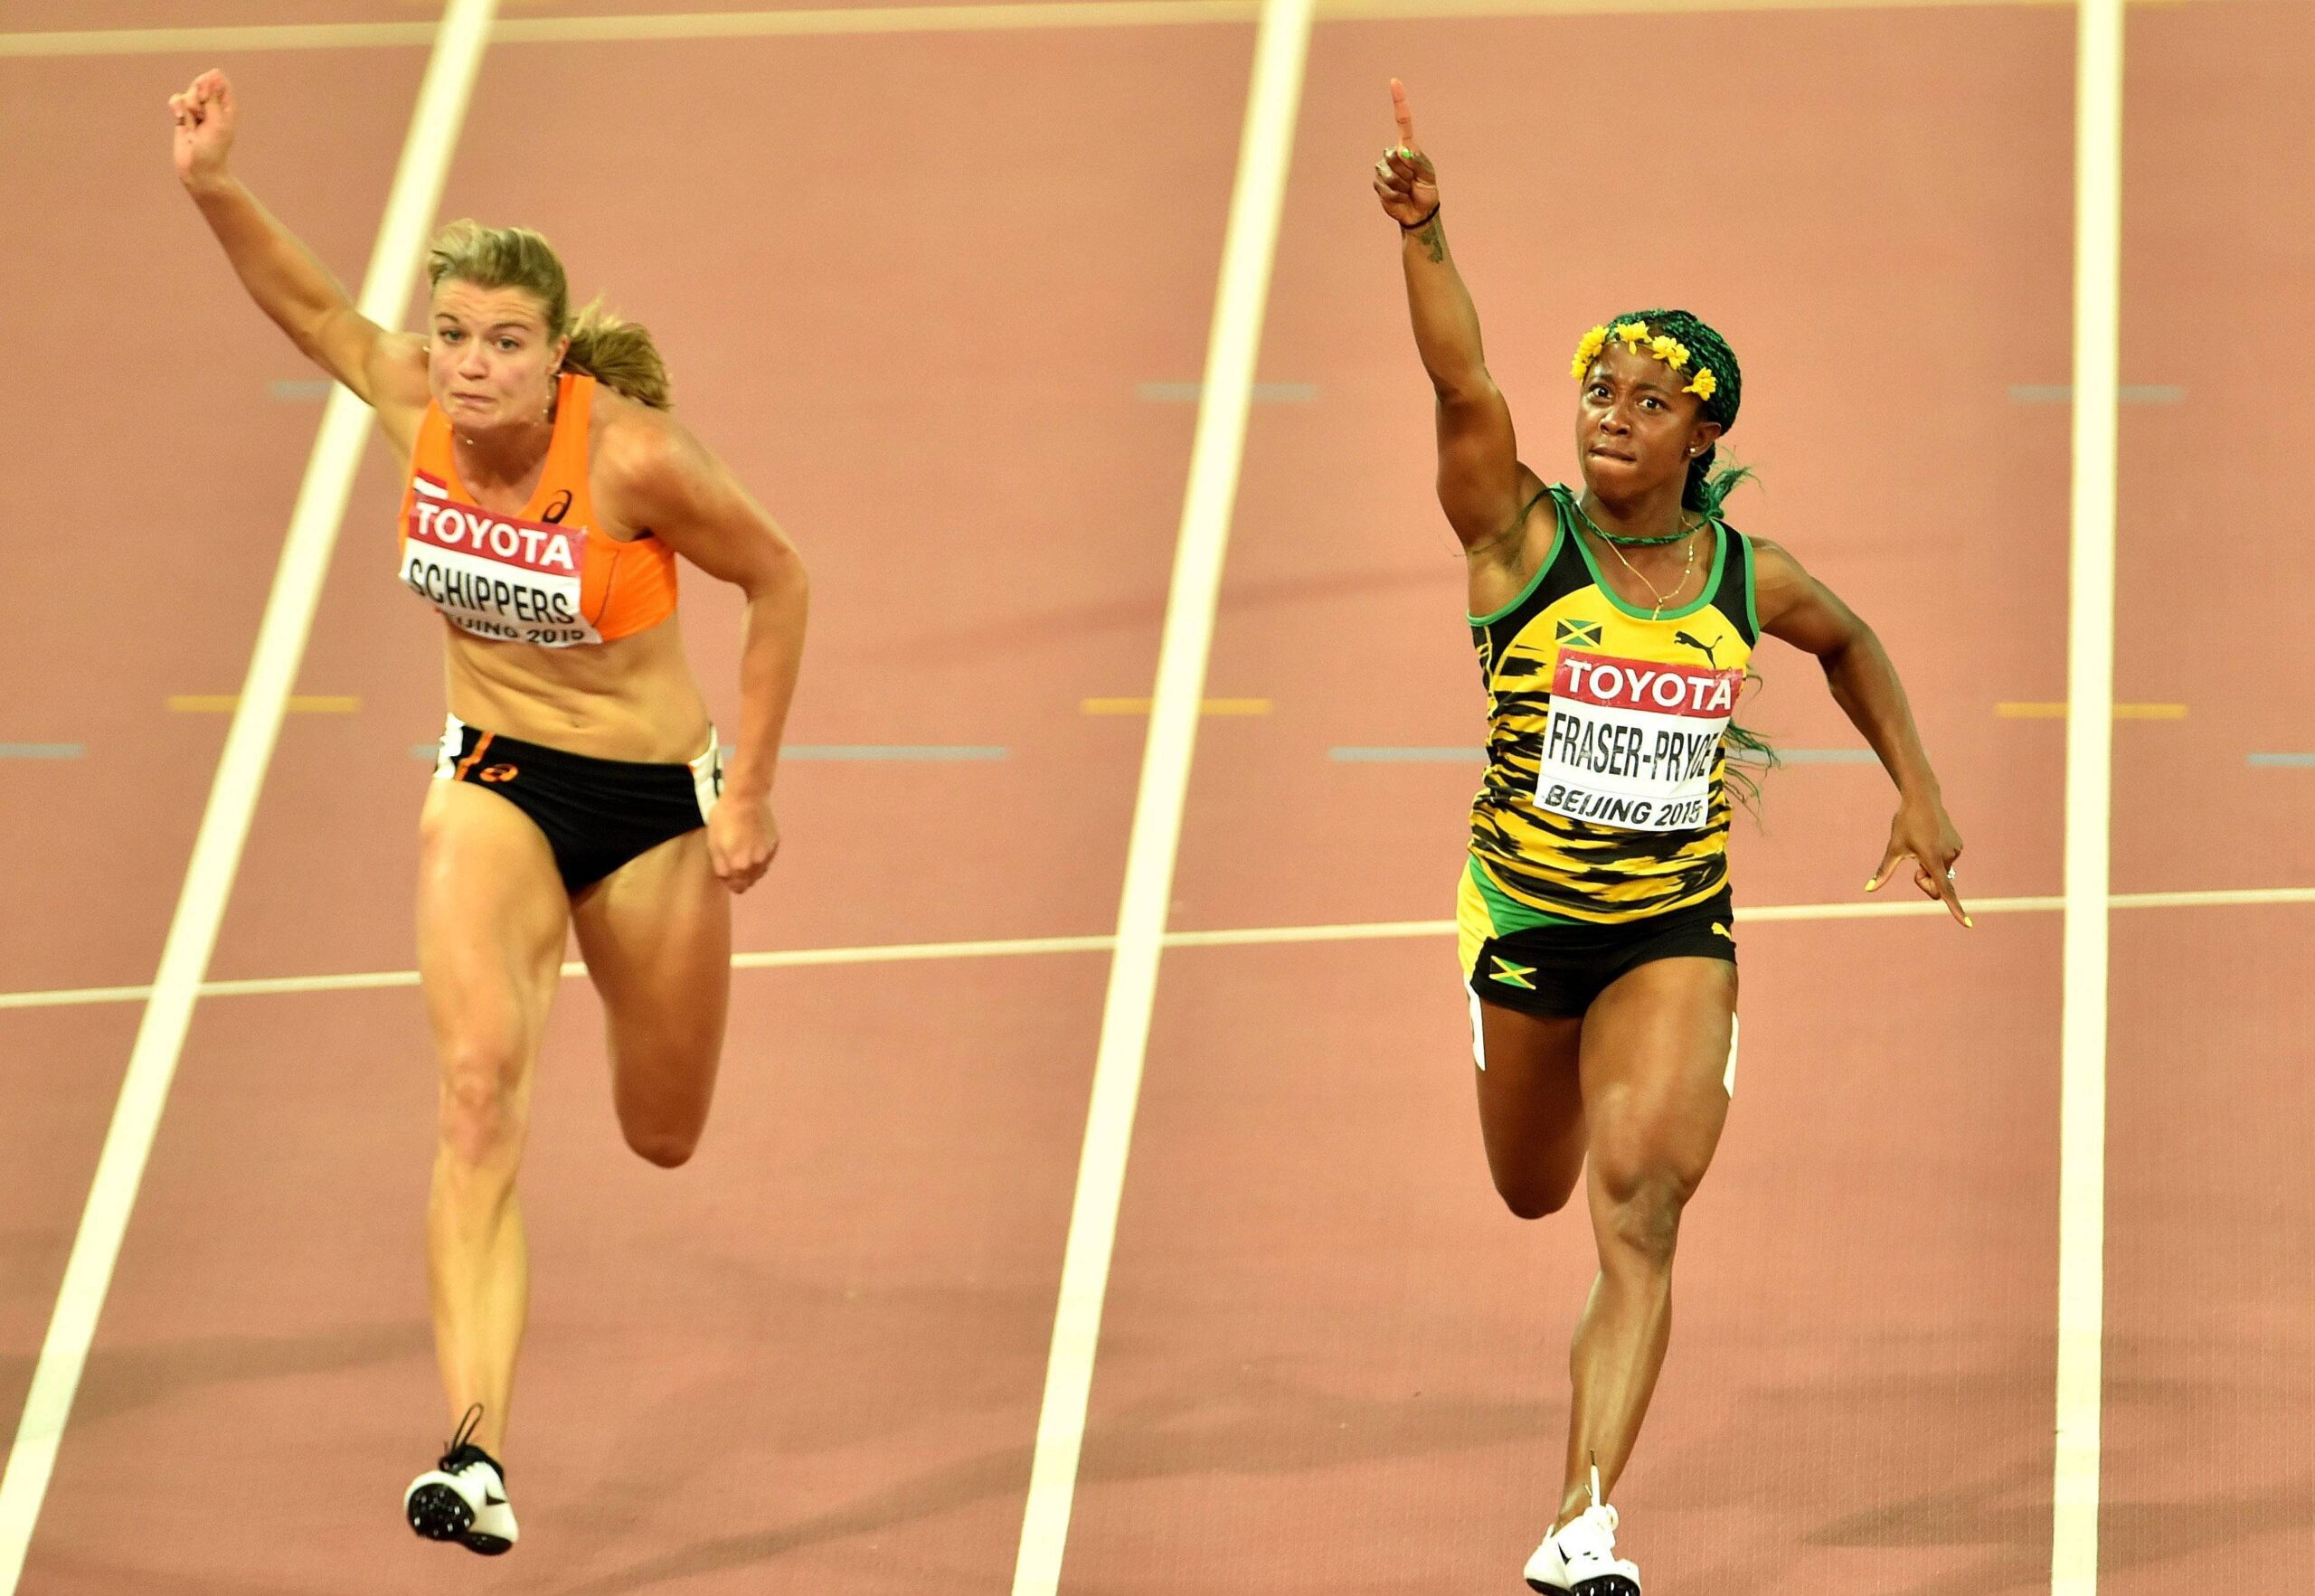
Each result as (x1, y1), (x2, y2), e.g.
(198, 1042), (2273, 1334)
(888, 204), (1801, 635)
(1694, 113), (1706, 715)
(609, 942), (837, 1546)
(1570, 320), (1717, 403)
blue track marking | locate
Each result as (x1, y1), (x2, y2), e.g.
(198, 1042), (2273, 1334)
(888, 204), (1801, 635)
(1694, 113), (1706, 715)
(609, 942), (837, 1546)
(0, 744), (83, 759)
(1328, 746), (1479, 762)
(761, 744), (1007, 761)
(2248, 753), (2315, 768)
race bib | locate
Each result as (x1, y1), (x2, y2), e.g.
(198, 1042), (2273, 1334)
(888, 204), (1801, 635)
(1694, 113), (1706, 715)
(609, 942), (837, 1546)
(1533, 648), (1742, 832)
(401, 477), (600, 647)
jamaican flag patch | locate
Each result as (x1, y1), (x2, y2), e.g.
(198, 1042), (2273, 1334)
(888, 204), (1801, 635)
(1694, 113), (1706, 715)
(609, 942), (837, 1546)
(1488, 956), (1537, 991)
(1554, 619), (1602, 648)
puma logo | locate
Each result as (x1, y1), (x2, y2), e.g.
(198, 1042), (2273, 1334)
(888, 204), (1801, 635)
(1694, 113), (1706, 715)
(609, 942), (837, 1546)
(1673, 629), (1720, 667)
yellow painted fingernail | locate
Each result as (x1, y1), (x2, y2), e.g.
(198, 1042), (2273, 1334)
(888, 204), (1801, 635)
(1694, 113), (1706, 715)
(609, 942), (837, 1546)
(1963, 915), (1975, 928)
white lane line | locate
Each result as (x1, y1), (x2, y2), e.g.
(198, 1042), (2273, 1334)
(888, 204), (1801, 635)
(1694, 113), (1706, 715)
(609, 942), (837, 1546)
(5, 886), (2311, 1015)
(0, 5), (496, 1588)
(1010, 2), (1310, 1589)
(2055, 0), (2123, 1591)
(0, 0), (2221, 59)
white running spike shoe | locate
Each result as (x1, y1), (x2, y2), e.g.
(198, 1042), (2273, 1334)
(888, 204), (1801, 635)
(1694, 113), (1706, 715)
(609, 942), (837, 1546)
(404, 1405), (518, 1555)
(1524, 1467), (1639, 1595)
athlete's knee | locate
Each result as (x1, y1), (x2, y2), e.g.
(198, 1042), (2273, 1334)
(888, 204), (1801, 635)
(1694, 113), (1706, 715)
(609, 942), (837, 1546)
(609, 1034), (720, 1169)
(1494, 1168), (1578, 1221)
(622, 1122), (701, 1169)
(437, 1044), (525, 1166)
(1598, 1173), (1693, 1269)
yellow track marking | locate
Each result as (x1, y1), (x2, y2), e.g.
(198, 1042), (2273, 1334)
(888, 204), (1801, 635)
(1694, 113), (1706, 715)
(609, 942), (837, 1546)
(1997, 701), (2185, 720)
(167, 694), (361, 713)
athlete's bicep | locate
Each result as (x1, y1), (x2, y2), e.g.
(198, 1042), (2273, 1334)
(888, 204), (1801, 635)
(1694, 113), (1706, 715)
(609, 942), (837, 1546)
(1753, 539), (1864, 658)
(1433, 376), (1526, 550)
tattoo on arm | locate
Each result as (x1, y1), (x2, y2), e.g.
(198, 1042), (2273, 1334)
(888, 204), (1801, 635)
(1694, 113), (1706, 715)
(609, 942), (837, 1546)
(1412, 217), (1444, 263)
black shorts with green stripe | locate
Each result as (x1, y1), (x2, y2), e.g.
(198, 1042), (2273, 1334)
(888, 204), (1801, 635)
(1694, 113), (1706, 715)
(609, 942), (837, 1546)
(1465, 884), (1735, 1020)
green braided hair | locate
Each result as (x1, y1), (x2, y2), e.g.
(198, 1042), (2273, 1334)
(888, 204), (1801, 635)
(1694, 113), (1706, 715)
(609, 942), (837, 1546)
(1581, 308), (1776, 807)
(1721, 698), (1779, 817)
(1589, 307), (1752, 516)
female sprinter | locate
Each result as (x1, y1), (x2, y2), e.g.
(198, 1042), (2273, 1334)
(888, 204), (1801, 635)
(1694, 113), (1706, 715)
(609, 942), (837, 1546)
(171, 70), (808, 1555)
(1374, 80), (1965, 1595)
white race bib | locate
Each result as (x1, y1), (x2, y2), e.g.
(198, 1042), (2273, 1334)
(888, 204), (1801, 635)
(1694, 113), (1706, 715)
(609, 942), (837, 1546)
(402, 476), (600, 647)
(1533, 648), (1743, 832)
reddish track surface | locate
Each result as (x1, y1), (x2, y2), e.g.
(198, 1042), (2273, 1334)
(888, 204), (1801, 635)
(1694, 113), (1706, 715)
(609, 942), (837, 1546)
(2104, 5), (2315, 1592)
(0, 3), (2305, 1593)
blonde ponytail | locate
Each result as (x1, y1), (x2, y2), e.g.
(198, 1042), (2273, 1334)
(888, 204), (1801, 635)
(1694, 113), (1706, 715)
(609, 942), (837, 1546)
(425, 222), (674, 409)
(564, 297), (672, 410)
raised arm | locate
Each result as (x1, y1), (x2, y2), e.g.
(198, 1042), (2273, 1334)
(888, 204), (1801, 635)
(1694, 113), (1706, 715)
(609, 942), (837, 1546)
(170, 70), (427, 447)
(1753, 539), (1970, 926)
(1375, 80), (1534, 557)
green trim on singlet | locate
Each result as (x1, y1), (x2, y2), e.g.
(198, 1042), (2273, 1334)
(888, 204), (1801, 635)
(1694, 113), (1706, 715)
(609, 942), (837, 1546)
(1466, 486), (1562, 627)
(1567, 503), (1731, 623)
(1743, 532), (1762, 640)
(1468, 855), (1577, 931)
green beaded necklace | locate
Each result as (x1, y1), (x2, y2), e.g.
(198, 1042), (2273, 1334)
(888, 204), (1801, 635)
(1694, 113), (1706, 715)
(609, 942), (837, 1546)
(1570, 492), (1709, 549)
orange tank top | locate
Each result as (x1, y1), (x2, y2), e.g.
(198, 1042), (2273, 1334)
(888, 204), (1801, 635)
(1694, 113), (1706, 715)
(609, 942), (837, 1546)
(396, 373), (677, 647)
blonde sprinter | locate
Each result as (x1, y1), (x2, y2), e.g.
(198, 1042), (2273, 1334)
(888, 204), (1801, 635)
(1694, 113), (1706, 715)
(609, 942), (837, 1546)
(172, 70), (808, 1554)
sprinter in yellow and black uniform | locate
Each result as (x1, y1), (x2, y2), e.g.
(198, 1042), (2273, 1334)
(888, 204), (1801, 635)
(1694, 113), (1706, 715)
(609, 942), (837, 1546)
(1376, 80), (1969, 1596)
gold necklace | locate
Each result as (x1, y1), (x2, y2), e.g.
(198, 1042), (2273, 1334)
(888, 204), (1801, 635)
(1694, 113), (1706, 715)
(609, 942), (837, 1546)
(1605, 527), (1700, 619)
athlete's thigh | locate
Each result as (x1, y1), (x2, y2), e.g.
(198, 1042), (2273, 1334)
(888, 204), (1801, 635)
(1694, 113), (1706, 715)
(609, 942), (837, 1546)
(1576, 957), (1737, 1195)
(1472, 995), (1589, 1211)
(569, 828), (731, 1124)
(415, 780), (571, 1089)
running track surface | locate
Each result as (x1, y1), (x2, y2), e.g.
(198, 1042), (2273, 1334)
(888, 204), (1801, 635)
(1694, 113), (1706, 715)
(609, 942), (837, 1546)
(0, 3), (2306, 1591)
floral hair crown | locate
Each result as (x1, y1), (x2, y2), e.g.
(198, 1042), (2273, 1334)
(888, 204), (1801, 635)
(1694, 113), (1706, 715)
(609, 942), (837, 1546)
(1570, 320), (1717, 404)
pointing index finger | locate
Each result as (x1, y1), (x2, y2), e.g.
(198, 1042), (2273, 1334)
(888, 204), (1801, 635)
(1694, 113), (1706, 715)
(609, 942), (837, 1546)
(1931, 859), (1972, 927)
(1390, 77), (1416, 150)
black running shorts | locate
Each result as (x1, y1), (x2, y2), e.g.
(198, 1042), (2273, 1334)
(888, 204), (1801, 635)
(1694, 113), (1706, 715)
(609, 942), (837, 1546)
(1462, 881), (1736, 1021)
(433, 714), (722, 892)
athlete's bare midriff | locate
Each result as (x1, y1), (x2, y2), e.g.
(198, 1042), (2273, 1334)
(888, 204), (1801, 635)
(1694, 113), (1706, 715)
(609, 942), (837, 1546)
(440, 619), (711, 762)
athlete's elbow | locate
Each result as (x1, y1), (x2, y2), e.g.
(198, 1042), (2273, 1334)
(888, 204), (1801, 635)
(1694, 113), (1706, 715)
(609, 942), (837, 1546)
(731, 532), (804, 602)
(1429, 369), (1497, 410)
(754, 543), (808, 608)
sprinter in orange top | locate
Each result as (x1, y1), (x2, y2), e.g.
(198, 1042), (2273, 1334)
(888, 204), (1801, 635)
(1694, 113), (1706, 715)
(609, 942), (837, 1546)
(172, 69), (808, 1556)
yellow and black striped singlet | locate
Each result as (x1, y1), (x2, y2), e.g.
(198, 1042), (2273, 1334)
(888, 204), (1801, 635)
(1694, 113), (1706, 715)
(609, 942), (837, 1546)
(1467, 483), (1759, 926)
